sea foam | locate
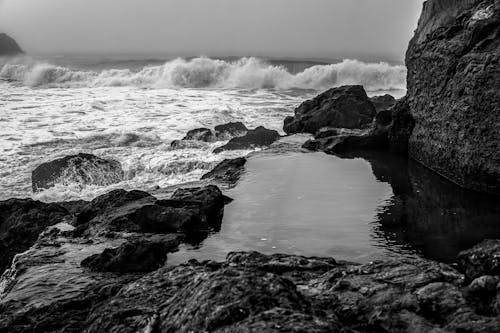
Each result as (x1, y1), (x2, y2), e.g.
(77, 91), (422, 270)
(0, 56), (406, 91)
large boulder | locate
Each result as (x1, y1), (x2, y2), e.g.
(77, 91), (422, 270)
(0, 33), (24, 56)
(283, 85), (376, 135)
(213, 126), (280, 153)
(405, 0), (500, 194)
(32, 153), (124, 192)
(214, 122), (248, 139)
(0, 199), (70, 273)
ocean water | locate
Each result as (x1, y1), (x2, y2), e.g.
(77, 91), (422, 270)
(0, 55), (406, 201)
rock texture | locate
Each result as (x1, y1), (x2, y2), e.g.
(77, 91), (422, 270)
(0, 33), (23, 56)
(283, 85), (376, 135)
(201, 157), (247, 183)
(213, 126), (280, 153)
(0, 199), (70, 273)
(405, 0), (500, 194)
(32, 153), (124, 192)
(2, 242), (500, 333)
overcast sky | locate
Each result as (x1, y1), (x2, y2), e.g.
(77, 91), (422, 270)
(0, 0), (424, 61)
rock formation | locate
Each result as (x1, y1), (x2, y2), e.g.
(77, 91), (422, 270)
(283, 85), (376, 135)
(32, 153), (124, 192)
(213, 126), (281, 153)
(405, 0), (500, 194)
(0, 33), (24, 56)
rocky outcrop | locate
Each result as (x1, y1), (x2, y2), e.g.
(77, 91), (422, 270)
(370, 94), (397, 113)
(405, 0), (500, 194)
(201, 157), (247, 183)
(283, 85), (376, 135)
(388, 98), (415, 154)
(182, 127), (216, 142)
(213, 126), (280, 153)
(214, 122), (248, 139)
(0, 199), (70, 273)
(172, 122), (249, 147)
(0, 33), (24, 56)
(32, 153), (124, 192)
(3, 243), (500, 333)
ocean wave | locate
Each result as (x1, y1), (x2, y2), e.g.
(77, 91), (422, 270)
(0, 56), (406, 91)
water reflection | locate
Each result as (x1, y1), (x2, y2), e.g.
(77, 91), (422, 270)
(168, 151), (500, 265)
(361, 152), (500, 263)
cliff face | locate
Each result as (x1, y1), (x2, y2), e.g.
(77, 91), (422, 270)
(406, 0), (500, 194)
(0, 33), (24, 55)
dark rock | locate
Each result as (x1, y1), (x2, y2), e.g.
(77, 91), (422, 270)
(182, 127), (216, 142)
(0, 198), (70, 273)
(170, 139), (207, 149)
(81, 235), (182, 273)
(74, 186), (227, 237)
(213, 126), (280, 153)
(458, 239), (500, 282)
(370, 94), (397, 113)
(201, 157), (247, 183)
(0, 33), (24, 56)
(215, 122), (248, 139)
(405, 0), (500, 194)
(388, 98), (415, 153)
(283, 85), (376, 134)
(32, 153), (124, 192)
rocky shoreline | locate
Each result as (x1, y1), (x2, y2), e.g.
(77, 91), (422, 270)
(1, 0), (499, 332)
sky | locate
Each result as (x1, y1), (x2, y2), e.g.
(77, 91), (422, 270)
(0, 0), (425, 62)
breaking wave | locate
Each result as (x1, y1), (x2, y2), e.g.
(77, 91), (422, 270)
(0, 56), (406, 91)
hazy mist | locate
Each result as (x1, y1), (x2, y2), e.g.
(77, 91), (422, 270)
(0, 0), (425, 61)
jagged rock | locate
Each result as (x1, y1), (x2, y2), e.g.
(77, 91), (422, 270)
(213, 126), (280, 153)
(81, 235), (182, 273)
(283, 85), (376, 135)
(0, 33), (24, 56)
(201, 157), (247, 183)
(370, 94), (397, 113)
(215, 122), (248, 139)
(182, 127), (216, 142)
(405, 0), (500, 194)
(32, 153), (124, 192)
(457, 239), (500, 282)
(74, 186), (228, 237)
(0, 199), (70, 273)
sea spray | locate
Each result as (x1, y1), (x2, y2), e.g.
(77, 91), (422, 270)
(0, 56), (407, 91)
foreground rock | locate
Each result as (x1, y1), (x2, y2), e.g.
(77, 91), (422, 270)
(0, 33), (24, 56)
(2, 240), (500, 332)
(0, 199), (70, 273)
(283, 85), (376, 135)
(404, 0), (500, 194)
(213, 126), (280, 153)
(32, 153), (124, 192)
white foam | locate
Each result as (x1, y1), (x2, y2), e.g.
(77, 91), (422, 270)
(1, 56), (406, 91)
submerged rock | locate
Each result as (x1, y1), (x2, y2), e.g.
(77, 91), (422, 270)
(213, 126), (280, 153)
(0, 33), (24, 56)
(32, 153), (124, 192)
(0, 199), (70, 273)
(283, 85), (376, 135)
(201, 157), (247, 183)
(405, 0), (500, 194)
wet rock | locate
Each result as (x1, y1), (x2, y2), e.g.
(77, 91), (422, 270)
(0, 198), (70, 273)
(32, 153), (124, 192)
(388, 98), (415, 154)
(81, 235), (182, 273)
(370, 94), (397, 113)
(415, 282), (467, 320)
(283, 85), (376, 135)
(215, 122), (248, 139)
(405, 0), (500, 194)
(170, 139), (208, 149)
(457, 239), (500, 282)
(213, 126), (280, 153)
(182, 127), (216, 142)
(201, 157), (247, 183)
(0, 33), (24, 55)
(74, 186), (228, 237)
